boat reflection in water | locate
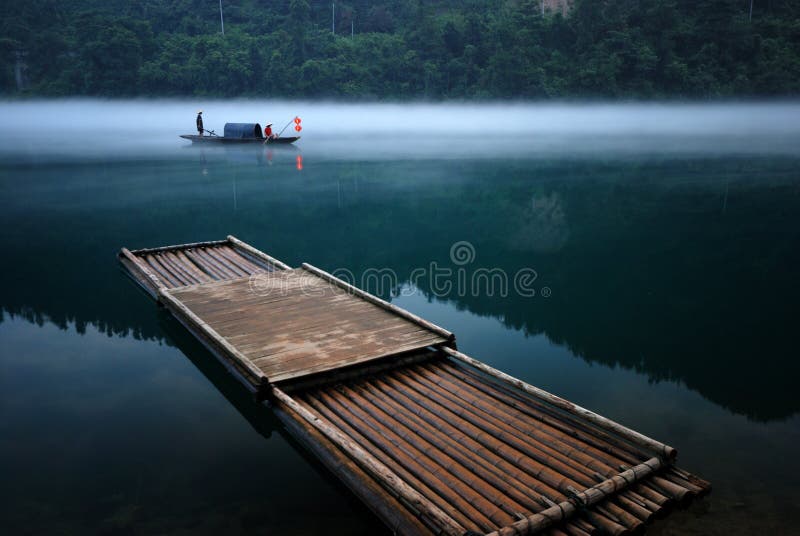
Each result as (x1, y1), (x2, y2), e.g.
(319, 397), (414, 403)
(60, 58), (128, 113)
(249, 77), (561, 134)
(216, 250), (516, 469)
(188, 143), (302, 173)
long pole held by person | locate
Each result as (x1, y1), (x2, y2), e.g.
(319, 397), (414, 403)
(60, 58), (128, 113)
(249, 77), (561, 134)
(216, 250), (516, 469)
(277, 118), (295, 137)
(219, 0), (225, 35)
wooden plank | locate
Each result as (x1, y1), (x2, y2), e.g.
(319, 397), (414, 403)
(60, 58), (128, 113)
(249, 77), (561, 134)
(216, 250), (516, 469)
(261, 339), (443, 384)
(278, 351), (438, 392)
(250, 331), (441, 379)
(217, 305), (423, 347)
(301, 263), (455, 343)
(179, 283), (345, 319)
(248, 329), (441, 367)
(182, 273), (436, 331)
(165, 298), (262, 393)
(167, 270), (446, 383)
(159, 288), (268, 386)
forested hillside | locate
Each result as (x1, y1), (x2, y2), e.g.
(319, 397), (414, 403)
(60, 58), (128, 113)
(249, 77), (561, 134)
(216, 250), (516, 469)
(2, 0), (799, 98)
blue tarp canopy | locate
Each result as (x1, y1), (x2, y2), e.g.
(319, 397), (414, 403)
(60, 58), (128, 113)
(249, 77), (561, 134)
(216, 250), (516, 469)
(224, 123), (263, 139)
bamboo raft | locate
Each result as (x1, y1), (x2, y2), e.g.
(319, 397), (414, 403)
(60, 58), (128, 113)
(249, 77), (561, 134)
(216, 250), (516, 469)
(119, 236), (710, 536)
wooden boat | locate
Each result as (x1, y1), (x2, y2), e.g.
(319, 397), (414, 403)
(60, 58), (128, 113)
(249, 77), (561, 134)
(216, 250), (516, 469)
(180, 134), (300, 144)
(181, 122), (300, 145)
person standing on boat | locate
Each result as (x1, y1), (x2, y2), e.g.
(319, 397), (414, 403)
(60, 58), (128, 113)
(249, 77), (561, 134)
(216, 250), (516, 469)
(264, 123), (275, 140)
(196, 111), (204, 136)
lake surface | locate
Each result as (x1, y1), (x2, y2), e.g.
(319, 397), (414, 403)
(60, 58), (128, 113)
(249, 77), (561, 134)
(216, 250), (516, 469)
(1, 101), (799, 535)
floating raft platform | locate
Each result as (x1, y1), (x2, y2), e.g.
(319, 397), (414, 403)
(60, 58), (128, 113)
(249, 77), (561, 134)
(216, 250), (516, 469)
(120, 236), (710, 536)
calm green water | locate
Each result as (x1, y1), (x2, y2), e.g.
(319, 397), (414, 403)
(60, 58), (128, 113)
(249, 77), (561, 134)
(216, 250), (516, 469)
(1, 102), (800, 535)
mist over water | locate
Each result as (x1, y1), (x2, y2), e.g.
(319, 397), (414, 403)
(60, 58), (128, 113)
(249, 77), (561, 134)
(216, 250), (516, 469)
(2, 99), (800, 162)
(2, 98), (800, 535)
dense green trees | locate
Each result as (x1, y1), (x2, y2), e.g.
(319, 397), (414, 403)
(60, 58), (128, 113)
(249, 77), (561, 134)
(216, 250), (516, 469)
(2, 0), (799, 98)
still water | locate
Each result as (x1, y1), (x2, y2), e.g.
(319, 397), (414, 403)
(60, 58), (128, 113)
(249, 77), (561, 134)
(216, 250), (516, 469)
(1, 101), (799, 535)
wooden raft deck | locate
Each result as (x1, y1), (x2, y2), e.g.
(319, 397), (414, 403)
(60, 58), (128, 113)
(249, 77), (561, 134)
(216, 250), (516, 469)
(119, 237), (710, 536)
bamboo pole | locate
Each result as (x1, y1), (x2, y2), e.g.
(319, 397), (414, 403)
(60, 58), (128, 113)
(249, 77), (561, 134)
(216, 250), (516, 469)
(184, 249), (227, 280)
(144, 254), (181, 287)
(350, 379), (548, 514)
(580, 509), (629, 536)
(632, 482), (673, 508)
(485, 457), (664, 536)
(542, 490), (631, 536)
(442, 362), (674, 511)
(227, 235), (292, 270)
(214, 246), (265, 274)
(417, 363), (622, 476)
(161, 251), (206, 284)
(272, 405), (437, 536)
(193, 247), (242, 279)
(392, 369), (645, 532)
(300, 393), (483, 532)
(613, 494), (654, 523)
(450, 361), (659, 472)
(129, 239), (229, 255)
(660, 470), (706, 495)
(423, 362), (664, 519)
(332, 384), (527, 525)
(363, 375), (647, 532)
(153, 253), (194, 286)
(231, 246), (286, 272)
(119, 256), (158, 299)
(571, 518), (599, 535)
(381, 373), (582, 494)
(204, 247), (250, 277)
(119, 247), (166, 292)
(649, 475), (694, 503)
(363, 378), (640, 533)
(270, 386), (466, 536)
(418, 363), (661, 521)
(435, 360), (643, 466)
(562, 522), (593, 536)
(301, 262), (455, 343)
(370, 376), (571, 499)
(174, 250), (215, 283)
(667, 466), (712, 494)
(393, 369), (599, 486)
(309, 391), (498, 532)
(441, 347), (677, 461)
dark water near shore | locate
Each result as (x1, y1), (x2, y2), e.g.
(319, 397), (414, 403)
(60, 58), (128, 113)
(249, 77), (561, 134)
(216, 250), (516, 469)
(1, 101), (799, 535)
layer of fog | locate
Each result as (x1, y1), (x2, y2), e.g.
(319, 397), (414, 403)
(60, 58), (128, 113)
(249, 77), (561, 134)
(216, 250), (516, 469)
(2, 99), (800, 163)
